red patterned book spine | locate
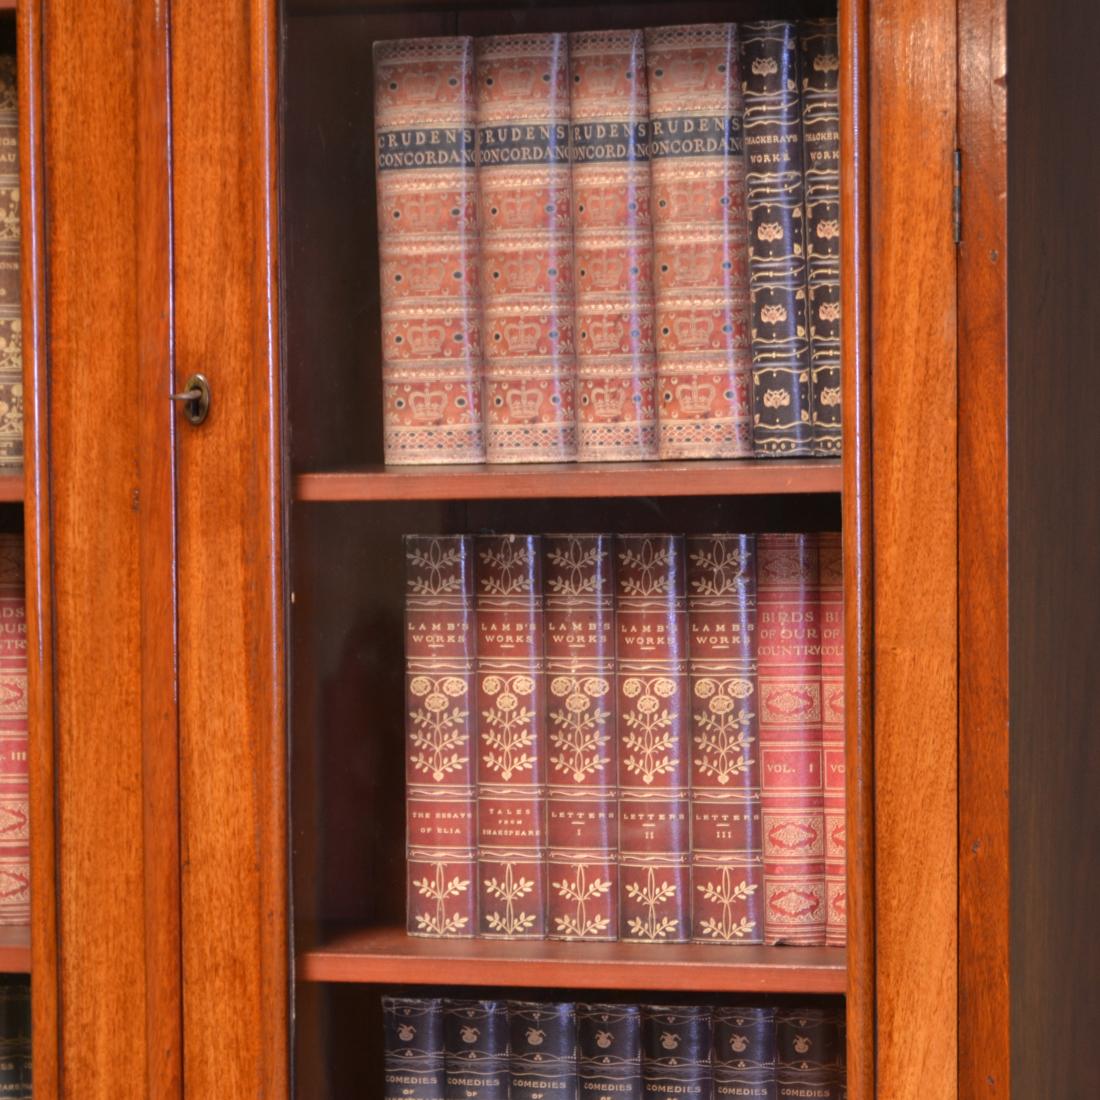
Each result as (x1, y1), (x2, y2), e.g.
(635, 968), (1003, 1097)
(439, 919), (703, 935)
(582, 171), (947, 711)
(0, 536), (27, 924)
(404, 535), (478, 937)
(756, 533), (824, 944)
(544, 535), (617, 941)
(646, 24), (754, 459)
(476, 535), (546, 938)
(0, 57), (20, 471)
(374, 38), (485, 465)
(819, 532), (846, 945)
(476, 35), (577, 463)
(569, 30), (657, 461)
(687, 534), (764, 944)
(615, 534), (689, 942)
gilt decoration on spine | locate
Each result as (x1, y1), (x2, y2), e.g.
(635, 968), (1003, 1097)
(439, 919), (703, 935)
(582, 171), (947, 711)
(578, 1003), (642, 1100)
(0, 536), (27, 925)
(776, 1008), (841, 1100)
(741, 22), (813, 456)
(544, 535), (617, 940)
(404, 535), (477, 938)
(615, 535), (689, 942)
(445, 999), (508, 1100)
(687, 534), (763, 944)
(476, 536), (547, 937)
(569, 31), (658, 460)
(646, 24), (754, 459)
(509, 1002), (577, 1100)
(799, 20), (842, 455)
(0, 58), (18, 471)
(713, 1006), (777, 1100)
(641, 1005), (712, 1100)
(383, 997), (446, 1100)
(374, 38), (485, 464)
(476, 35), (577, 462)
(818, 532), (845, 945)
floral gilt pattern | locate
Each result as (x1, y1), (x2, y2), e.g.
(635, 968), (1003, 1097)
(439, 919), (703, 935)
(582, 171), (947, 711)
(692, 676), (755, 784)
(548, 675), (611, 782)
(412, 862), (471, 936)
(621, 676), (679, 784)
(407, 675), (470, 781)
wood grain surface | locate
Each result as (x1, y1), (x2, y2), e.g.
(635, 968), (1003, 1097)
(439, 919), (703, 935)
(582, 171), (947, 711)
(169, 0), (289, 1096)
(870, 1), (958, 1097)
(958, 0), (1008, 1096)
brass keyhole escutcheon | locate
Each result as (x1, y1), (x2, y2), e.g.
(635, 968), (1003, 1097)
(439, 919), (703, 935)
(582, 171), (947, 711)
(169, 373), (211, 425)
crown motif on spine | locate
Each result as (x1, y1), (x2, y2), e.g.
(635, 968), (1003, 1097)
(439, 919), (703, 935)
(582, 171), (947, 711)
(583, 62), (620, 96)
(503, 255), (542, 292)
(502, 319), (542, 353)
(405, 321), (448, 357)
(583, 192), (626, 224)
(590, 385), (626, 419)
(672, 252), (713, 286)
(675, 379), (715, 414)
(506, 384), (544, 421)
(500, 193), (538, 224)
(403, 69), (443, 102)
(668, 57), (708, 89)
(673, 315), (714, 348)
(406, 258), (448, 293)
(400, 194), (445, 231)
(587, 318), (624, 353)
(497, 64), (537, 99)
(408, 388), (448, 423)
(587, 255), (624, 289)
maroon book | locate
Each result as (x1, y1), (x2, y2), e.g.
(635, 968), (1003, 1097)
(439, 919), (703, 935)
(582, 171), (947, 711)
(544, 535), (617, 940)
(476, 535), (547, 938)
(756, 533), (825, 945)
(404, 535), (478, 937)
(687, 534), (764, 944)
(818, 532), (846, 945)
(615, 534), (689, 942)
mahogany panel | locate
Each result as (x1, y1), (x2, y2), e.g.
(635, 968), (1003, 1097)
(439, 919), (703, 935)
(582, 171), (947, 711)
(170, 0), (288, 1097)
(296, 461), (842, 502)
(870, 1), (958, 1097)
(300, 925), (846, 993)
(0, 924), (28, 972)
(957, 0), (1008, 1097)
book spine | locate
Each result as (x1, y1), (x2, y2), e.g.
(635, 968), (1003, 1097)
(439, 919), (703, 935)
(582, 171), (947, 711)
(756, 534), (824, 944)
(818, 533), (846, 945)
(799, 21), (842, 456)
(383, 996), (445, 1100)
(776, 1008), (840, 1100)
(569, 31), (658, 461)
(578, 1003), (642, 1100)
(687, 534), (764, 944)
(740, 22), (813, 457)
(508, 1001), (577, 1100)
(373, 38), (485, 465)
(713, 1006), (776, 1100)
(0, 536), (26, 926)
(544, 535), (617, 941)
(0, 58), (19, 472)
(615, 535), (689, 943)
(646, 24), (754, 460)
(836, 1015), (847, 1100)
(476, 34), (577, 463)
(476, 535), (547, 938)
(641, 1005), (712, 1100)
(404, 535), (478, 938)
(445, 999), (509, 1100)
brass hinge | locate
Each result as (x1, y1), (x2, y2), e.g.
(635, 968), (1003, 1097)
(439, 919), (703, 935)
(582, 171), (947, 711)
(953, 148), (962, 243)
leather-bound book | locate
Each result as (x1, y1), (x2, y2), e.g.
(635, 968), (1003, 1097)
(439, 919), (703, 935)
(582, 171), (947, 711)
(641, 1005), (711, 1100)
(0, 977), (29, 1099)
(799, 21), (842, 456)
(687, 535), (764, 944)
(476, 35), (577, 463)
(373, 38), (485, 465)
(615, 535), (689, 943)
(817, 533), (846, 946)
(544, 535), (618, 940)
(646, 25), (754, 459)
(383, 996), (445, 1100)
(0, 57), (19, 472)
(475, 535), (547, 938)
(404, 535), (478, 938)
(578, 1003), (642, 1100)
(740, 23), (813, 457)
(836, 1014), (847, 1099)
(445, 999), (509, 1100)
(508, 1001), (577, 1100)
(713, 1006), (776, 1100)
(0, 535), (27, 926)
(569, 30), (658, 461)
(776, 1008), (840, 1100)
(756, 534), (825, 944)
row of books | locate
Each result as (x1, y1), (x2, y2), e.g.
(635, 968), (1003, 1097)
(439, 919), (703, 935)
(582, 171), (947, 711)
(383, 996), (846, 1100)
(375, 20), (840, 466)
(0, 535), (26, 925)
(404, 531), (843, 947)
(0, 977), (30, 1098)
(0, 56), (22, 471)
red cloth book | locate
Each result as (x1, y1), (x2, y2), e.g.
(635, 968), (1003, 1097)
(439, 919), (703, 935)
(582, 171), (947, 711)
(0, 534), (27, 926)
(756, 533), (825, 944)
(544, 535), (618, 940)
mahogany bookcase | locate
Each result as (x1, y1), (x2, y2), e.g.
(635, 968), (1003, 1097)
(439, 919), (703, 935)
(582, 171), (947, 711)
(17, 0), (1100, 1097)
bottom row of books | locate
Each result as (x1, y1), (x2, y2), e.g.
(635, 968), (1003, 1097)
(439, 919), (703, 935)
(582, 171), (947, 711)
(0, 977), (30, 1098)
(383, 996), (846, 1100)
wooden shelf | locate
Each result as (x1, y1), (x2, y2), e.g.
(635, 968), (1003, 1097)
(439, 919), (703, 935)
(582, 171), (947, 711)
(298, 925), (845, 993)
(0, 475), (22, 503)
(295, 459), (841, 502)
(0, 2), (15, 14)
(0, 926), (30, 973)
